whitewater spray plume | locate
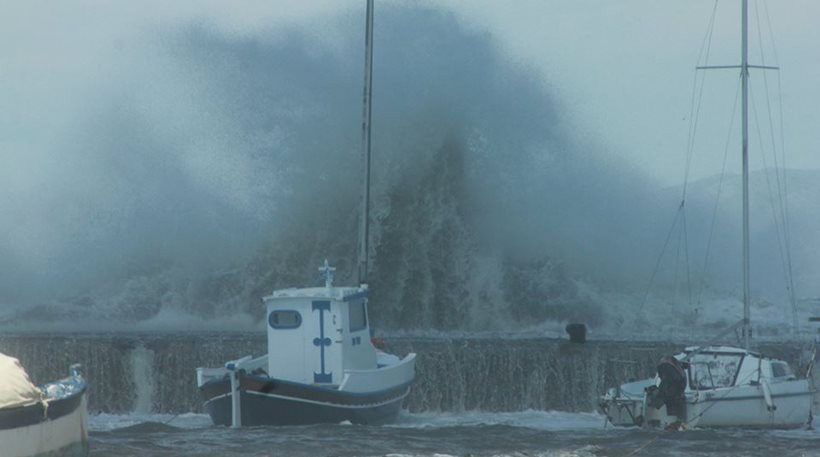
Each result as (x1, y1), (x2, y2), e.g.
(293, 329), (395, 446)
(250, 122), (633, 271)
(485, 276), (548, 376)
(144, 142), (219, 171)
(0, 3), (814, 336)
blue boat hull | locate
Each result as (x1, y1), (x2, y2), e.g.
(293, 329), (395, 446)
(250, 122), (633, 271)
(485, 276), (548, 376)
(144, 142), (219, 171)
(200, 373), (411, 426)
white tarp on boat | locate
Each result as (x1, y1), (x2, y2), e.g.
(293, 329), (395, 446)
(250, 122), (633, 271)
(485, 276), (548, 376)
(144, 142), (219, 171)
(0, 352), (44, 409)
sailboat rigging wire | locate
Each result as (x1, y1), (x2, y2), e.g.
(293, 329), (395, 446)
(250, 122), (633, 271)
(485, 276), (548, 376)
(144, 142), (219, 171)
(681, 0), (720, 199)
(673, 216), (682, 296)
(696, 78), (741, 309)
(640, 2), (718, 314)
(754, 0), (799, 333)
(682, 206), (692, 308)
(749, 81), (799, 332)
(760, 0), (793, 266)
(749, 84), (788, 285)
(683, 320), (746, 361)
(771, 59), (795, 314)
(771, 43), (797, 337)
(754, 0), (789, 262)
(762, 0), (792, 253)
(622, 435), (661, 457)
(638, 205), (682, 313)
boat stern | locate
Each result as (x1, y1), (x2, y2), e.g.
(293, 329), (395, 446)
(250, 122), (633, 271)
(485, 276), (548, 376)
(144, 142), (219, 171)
(599, 378), (656, 427)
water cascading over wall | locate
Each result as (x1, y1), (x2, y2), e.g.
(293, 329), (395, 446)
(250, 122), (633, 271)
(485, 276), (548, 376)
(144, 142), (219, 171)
(1, 4), (663, 337)
(0, 334), (807, 414)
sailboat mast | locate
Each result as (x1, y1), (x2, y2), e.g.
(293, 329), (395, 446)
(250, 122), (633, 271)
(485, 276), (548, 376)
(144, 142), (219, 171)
(741, 0), (751, 350)
(358, 0), (374, 286)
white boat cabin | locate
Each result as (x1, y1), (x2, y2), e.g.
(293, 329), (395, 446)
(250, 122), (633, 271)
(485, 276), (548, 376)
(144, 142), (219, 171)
(263, 282), (376, 387)
(197, 260), (415, 399)
(682, 346), (797, 390)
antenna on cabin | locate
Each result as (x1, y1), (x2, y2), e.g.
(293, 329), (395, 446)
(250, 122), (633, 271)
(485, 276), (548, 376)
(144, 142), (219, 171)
(319, 259), (336, 288)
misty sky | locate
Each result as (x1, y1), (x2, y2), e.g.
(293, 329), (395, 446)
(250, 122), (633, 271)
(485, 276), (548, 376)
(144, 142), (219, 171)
(447, 0), (820, 185)
(4, 0), (817, 187)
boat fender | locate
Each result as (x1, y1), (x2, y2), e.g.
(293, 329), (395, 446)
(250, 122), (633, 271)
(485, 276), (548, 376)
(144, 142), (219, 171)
(260, 380), (277, 393)
(760, 378), (776, 412)
(646, 385), (663, 409)
(371, 337), (386, 349)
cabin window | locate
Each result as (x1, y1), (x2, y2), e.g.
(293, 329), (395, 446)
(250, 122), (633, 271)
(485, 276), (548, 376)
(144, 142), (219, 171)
(349, 300), (367, 332)
(268, 310), (302, 329)
(688, 353), (742, 390)
(771, 362), (792, 378)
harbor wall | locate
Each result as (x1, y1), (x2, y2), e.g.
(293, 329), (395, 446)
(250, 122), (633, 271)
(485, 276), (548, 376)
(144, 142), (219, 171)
(0, 334), (809, 414)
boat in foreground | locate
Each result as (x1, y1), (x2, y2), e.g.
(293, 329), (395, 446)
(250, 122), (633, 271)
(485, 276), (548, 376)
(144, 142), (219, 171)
(196, 0), (415, 427)
(0, 352), (88, 457)
(601, 0), (816, 429)
(197, 262), (416, 426)
(600, 344), (814, 428)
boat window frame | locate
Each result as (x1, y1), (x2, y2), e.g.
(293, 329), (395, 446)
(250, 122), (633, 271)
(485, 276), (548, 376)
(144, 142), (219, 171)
(268, 309), (302, 329)
(348, 300), (368, 332)
(771, 361), (792, 379)
(687, 352), (745, 390)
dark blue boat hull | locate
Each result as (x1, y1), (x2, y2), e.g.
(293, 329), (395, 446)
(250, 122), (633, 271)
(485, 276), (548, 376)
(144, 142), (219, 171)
(200, 373), (411, 426)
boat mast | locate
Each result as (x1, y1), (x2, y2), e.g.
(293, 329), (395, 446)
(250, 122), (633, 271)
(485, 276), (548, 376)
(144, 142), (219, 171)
(741, 0), (750, 350)
(696, 1), (782, 348)
(357, 0), (375, 286)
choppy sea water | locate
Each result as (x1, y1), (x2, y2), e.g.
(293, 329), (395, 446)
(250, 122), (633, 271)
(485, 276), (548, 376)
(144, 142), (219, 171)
(89, 411), (820, 457)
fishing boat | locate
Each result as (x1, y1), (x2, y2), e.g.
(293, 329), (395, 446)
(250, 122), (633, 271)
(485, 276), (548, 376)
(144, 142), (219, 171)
(0, 352), (89, 457)
(196, 0), (416, 427)
(600, 0), (815, 429)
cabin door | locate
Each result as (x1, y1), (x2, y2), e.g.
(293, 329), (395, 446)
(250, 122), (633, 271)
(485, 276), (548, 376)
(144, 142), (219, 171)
(308, 300), (341, 385)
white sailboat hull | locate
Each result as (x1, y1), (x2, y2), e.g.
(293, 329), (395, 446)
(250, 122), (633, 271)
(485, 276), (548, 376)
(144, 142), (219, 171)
(601, 347), (815, 429)
(689, 380), (811, 428)
(638, 379), (813, 429)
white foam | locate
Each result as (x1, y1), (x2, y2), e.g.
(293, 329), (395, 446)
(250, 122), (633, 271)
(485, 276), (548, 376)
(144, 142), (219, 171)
(391, 410), (605, 431)
(89, 413), (212, 432)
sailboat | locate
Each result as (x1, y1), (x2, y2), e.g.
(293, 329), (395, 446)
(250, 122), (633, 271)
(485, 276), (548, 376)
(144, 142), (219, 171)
(599, 0), (816, 429)
(195, 0), (416, 427)
(0, 353), (89, 457)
